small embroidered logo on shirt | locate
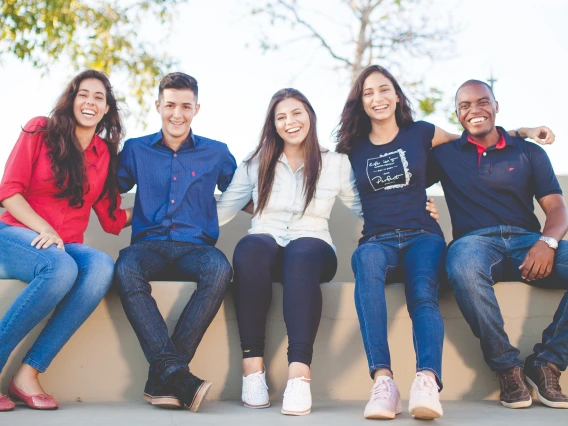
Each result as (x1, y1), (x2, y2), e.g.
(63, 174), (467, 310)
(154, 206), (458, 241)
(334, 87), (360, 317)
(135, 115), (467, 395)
(192, 171), (196, 176)
(509, 168), (515, 172)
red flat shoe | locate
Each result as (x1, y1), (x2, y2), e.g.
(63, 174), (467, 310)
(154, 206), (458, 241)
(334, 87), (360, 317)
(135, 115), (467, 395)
(0, 394), (15, 411)
(9, 379), (58, 410)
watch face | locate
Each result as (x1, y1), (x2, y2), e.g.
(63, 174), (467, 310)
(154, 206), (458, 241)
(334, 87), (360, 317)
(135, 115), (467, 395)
(541, 236), (558, 249)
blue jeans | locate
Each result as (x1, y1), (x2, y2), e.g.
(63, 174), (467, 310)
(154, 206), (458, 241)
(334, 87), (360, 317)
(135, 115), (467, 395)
(352, 229), (446, 387)
(446, 225), (568, 371)
(0, 223), (114, 372)
(114, 240), (232, 381)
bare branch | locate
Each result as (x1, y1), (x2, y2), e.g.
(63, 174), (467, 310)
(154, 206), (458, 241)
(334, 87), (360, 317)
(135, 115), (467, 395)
(273, 0), (353, 67)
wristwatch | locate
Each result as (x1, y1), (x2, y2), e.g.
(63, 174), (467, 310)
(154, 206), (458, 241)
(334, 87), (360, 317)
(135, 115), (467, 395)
(539, 236), (559, 250)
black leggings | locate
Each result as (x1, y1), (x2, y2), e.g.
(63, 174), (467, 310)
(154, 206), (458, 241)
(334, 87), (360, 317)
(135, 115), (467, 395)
(233, 234), (337, 366)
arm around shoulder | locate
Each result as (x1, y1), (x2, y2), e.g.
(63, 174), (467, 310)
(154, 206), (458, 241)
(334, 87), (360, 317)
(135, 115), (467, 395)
(217, 159), (255, 226)
(337, 154), (363, 219)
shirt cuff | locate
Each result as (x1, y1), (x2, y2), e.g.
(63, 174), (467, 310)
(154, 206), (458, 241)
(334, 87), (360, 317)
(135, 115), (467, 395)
(0, 185), (24, 206)
(107, 208), (127, 235)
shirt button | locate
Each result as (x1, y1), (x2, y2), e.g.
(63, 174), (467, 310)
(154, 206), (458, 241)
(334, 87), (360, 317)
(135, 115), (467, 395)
(171, 199), (175, 204)
(174, 153), (177, 158)
(482, 152), (487, 156)
(173, 176), (177, 181)
(172, 225), (177, 229)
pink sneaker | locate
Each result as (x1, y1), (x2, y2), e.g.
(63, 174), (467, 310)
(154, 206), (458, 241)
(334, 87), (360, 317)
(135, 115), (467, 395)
(408, 372), (443, 419)
(364, 376), (402, 419)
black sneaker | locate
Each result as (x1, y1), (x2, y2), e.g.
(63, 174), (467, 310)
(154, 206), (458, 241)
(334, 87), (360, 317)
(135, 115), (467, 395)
(144, 372), (182, 408)
(166, 369), (212, 412)
(497, 366), (532, 409)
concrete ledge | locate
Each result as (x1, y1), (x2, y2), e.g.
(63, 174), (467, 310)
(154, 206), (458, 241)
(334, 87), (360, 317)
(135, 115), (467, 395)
(1, 280), (566, 402)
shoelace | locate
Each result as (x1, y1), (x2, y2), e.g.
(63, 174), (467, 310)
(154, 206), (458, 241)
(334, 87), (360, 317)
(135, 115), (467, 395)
(284, 377), (310, 401)
(499, 367), (523, 391)
(542, 367), (562, 393)
(370, 378), (393, 401)
(246, 371), (268, 390)
(412, 374), (438, 396)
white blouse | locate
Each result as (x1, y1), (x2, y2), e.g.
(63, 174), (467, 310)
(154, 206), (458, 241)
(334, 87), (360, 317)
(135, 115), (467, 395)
(216, 150), (362, 251)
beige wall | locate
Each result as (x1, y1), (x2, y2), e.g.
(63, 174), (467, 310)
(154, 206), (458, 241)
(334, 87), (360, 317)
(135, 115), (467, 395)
(0, 176), (567, 402)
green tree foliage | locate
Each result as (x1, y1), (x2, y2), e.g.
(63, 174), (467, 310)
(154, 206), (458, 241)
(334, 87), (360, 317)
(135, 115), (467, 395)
(1, 0), (187, 116)
(251, 0), (456, 117)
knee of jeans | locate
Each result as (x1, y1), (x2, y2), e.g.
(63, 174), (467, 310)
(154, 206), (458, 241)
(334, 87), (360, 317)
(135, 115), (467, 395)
(82, 252), (115, 297)
(446, 240), (484, 287)
(37, 251), (79, 296)
(114, 256), (143, 295)
(407, 295), (440, 317)
(352, 244), (388, 274)
(202, 252), (232, 290)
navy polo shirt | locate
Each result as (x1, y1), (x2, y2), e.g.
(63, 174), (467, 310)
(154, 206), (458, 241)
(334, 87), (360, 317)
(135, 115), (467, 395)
(349, 120), (443, 243)
(427, 127), (562, 240)
(118, 130), (237, 245)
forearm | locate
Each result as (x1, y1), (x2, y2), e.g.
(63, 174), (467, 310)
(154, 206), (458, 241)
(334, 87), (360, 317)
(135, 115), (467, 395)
(508, 128), (530, 138)
(124, 207), (133, 228)
(2, 193), (55, 234)
(541, 206), (568, 241)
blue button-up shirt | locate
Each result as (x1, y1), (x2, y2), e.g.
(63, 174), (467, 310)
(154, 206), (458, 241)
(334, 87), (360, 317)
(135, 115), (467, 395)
(118, 130), (237, 245)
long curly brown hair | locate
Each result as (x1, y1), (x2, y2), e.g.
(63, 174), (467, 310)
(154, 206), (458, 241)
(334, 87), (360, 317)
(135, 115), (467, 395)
(336, 65), (414, 154)
(40, 70), (124, 218)
(247, 88), (323, 216)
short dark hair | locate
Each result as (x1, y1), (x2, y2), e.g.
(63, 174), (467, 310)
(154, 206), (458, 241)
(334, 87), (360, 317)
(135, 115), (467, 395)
(158, 72), (198, 100)
(455, 79), (495, 104)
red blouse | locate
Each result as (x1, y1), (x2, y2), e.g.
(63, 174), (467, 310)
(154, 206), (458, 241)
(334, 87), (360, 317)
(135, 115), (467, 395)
(0, 116), (126, 243)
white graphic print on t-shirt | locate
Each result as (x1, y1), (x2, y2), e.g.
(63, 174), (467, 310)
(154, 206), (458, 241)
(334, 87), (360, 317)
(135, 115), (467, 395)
(366, 149), (412, 191)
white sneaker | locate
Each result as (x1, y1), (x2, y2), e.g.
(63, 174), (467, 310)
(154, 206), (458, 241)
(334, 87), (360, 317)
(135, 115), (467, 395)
(281, 377), (312, 416)
(408, 372), (443, 419)
(364, 376), (402, 419)
(242, 369), (270, 409)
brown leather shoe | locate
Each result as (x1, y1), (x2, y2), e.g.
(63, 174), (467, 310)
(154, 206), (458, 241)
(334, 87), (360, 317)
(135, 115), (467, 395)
(0, 394), (15, 411)
(497, 366), (532, 408)
(524, 363), (568, 408)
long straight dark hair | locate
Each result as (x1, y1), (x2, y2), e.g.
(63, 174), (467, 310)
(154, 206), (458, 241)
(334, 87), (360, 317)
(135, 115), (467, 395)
(247, 88), (323, 216)
(336, 65), (414, 154)
(37, 70), (123, 218)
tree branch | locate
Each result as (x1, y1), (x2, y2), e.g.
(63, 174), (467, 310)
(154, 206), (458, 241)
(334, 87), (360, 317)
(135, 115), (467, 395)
(274, 0), (352, 67)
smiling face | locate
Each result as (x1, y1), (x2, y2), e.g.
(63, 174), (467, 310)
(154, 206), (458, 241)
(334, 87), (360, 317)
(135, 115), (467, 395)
(73, 78), (110, 131)
(156, 88), (200, 146)
(456, 83), (499, 138)
(361, 72), (399, 123)
(274, 97), (311, 148)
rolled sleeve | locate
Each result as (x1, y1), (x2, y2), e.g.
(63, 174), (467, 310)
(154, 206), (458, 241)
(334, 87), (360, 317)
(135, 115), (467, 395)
(0, 117), (45, 205)
(93, 190), (127, 235)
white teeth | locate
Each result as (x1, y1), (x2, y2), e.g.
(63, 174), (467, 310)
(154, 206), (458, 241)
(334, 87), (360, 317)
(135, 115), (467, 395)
(287, 127), (300, 133)
(373, 105), (388, 111)
(81, 109), (95, 116)
(470, 117), (486, 123)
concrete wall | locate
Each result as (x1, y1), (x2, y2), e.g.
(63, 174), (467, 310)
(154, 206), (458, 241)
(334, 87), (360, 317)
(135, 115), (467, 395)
(0, 176), (567, 402)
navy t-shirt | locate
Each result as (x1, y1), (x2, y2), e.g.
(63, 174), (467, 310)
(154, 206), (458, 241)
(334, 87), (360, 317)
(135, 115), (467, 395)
(349, 120), (443, 243)
(427, 128), (562, 240)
